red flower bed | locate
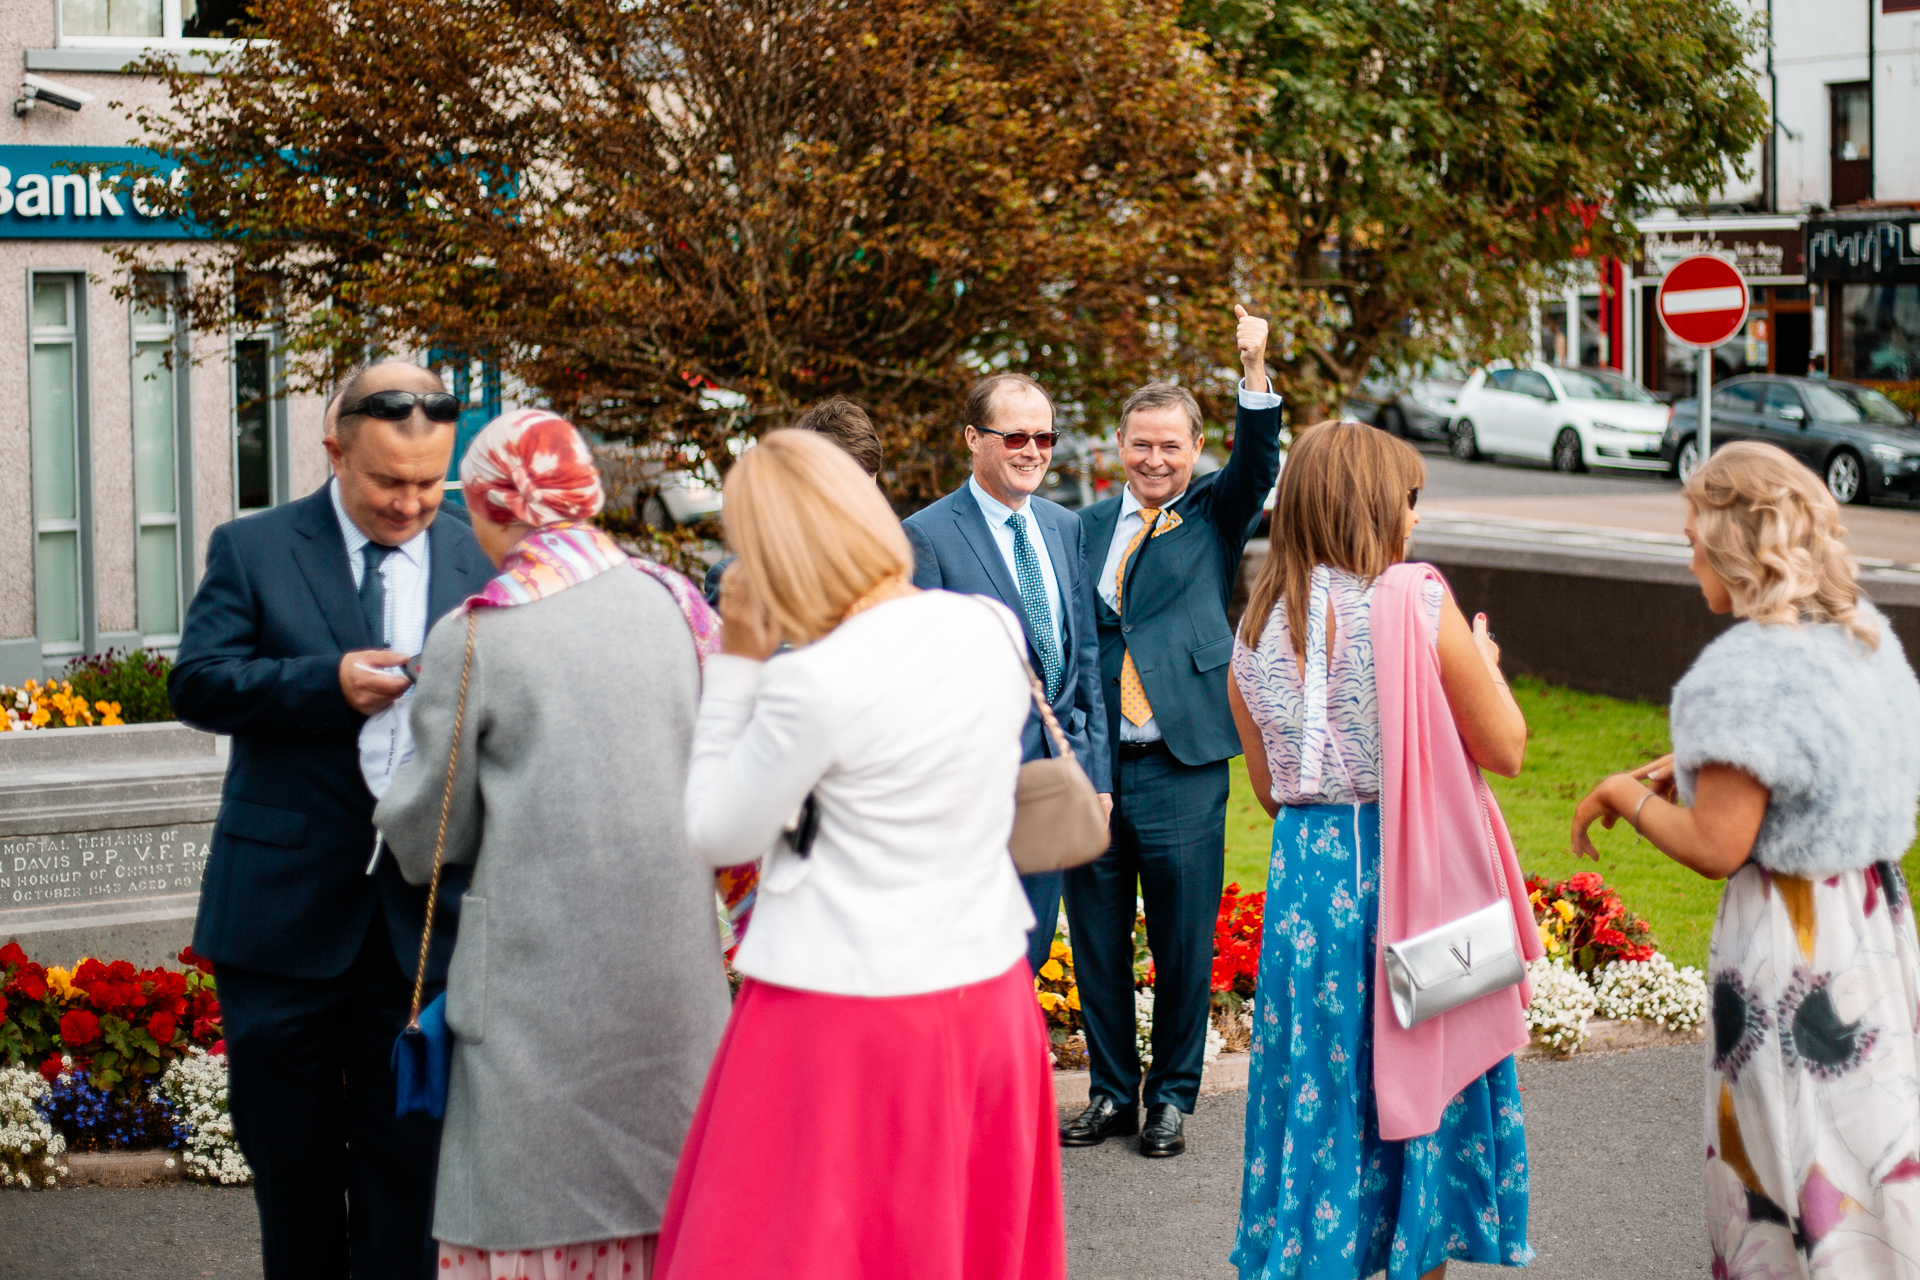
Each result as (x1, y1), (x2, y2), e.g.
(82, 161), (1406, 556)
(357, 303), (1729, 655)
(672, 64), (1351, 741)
(1211, 883), (1264, 1009)
(1, 941), (222, 1102)
(1526, 870), (1657, 975)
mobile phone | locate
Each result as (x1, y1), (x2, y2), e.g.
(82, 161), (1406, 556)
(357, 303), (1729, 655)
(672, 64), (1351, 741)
(403, 655), (422, 685)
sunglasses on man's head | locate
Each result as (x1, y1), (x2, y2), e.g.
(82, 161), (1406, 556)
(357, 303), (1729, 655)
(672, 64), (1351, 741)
(972, 424), (1061, 451)
(344, 390), (463, 423)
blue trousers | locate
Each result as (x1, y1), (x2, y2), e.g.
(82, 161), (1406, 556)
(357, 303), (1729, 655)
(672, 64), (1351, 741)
(1065, 750), (1228, 1113)
(1021, 870), (1063, 975)
(216, 910), (442, 1280)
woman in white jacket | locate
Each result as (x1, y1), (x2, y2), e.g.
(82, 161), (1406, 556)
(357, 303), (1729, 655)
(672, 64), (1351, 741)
(656, 429), (1066, 1280)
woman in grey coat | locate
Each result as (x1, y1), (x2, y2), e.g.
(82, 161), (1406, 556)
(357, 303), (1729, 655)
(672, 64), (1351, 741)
(1574, 442), (1920, 1280)
(376, 409), (729, 1280)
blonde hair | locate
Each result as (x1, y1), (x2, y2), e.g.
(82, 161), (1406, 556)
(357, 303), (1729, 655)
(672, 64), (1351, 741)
(1240, 421), (1424, 654)
(721, 429), (914, 645)
(1683, 441), (1876, 648)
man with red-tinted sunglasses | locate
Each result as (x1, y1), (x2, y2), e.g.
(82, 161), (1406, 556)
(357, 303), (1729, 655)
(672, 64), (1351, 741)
(904, 373), (1113, 986)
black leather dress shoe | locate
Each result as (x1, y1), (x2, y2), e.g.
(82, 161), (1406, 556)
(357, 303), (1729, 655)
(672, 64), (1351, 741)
(1139, 1103), (1186, 1157)
(1059, 1095), (1139, 1147)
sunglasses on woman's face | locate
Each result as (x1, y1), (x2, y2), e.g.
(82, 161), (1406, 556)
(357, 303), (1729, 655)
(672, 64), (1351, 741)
(973, 424), (1061, 451)
(1408, 488), (1421, 509)
(344, 390), (463, 423)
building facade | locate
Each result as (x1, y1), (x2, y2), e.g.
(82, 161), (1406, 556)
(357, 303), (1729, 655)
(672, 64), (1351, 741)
(0, 0), (334, 681)
(1614, 0), (1920, 400)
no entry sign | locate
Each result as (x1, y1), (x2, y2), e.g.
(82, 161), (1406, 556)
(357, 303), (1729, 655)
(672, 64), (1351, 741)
(1657, 254), (1749, 349)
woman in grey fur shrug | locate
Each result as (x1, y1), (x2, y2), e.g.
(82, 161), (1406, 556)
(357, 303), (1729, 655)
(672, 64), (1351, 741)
(1573, 442), (1920, 1280)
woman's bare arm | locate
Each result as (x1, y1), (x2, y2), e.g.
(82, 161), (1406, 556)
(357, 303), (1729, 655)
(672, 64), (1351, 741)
(1435, 595), (1527, 777)
(1572, 763), (1767, 880)
(1229, 670), (1280, 820)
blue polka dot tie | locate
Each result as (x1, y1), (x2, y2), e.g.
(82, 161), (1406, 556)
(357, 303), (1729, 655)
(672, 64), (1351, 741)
(1009, 513), (1065, 703)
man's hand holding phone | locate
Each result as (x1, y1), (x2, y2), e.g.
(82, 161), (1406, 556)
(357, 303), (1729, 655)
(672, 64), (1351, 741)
(341, 649), (412, 715)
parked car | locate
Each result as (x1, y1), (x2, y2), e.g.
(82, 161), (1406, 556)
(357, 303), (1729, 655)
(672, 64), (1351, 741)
(1660, 375), (1920, 505)
(1448, 362), (1671, 472)
(1345, 362), (1467, 441)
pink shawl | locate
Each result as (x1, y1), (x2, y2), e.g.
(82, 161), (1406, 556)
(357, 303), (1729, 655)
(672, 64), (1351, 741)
(1370, 562), (1541, 1140)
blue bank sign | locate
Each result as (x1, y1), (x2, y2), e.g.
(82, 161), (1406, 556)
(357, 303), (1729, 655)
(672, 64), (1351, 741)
(0, 146), (194, 240)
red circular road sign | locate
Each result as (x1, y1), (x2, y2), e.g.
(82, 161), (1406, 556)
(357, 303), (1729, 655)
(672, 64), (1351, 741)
(1657, 254), (1749, 349)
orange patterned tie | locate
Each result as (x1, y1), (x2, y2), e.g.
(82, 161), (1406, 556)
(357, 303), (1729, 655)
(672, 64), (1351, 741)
(1115, 508), (1182, 726)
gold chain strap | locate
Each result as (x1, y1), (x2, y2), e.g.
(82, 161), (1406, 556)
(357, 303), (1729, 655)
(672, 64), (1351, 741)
(407, 610), (477, 1029)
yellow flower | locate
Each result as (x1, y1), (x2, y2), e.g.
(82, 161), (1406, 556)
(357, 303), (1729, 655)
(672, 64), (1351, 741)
(1036, 991), (1063, 1012)
(29, 708), (49, 727)
(1038, 959), (1065, 981)
(1049, 939), (1069, 959)
(1066, 987), (1080, 1011)
(45, 963), (85, 1001)
(1554, 899), (1575, 922)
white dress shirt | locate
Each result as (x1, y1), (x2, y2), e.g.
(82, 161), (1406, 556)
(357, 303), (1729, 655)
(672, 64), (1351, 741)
(1099, 380), (1281, 743)
(967, 475), (1066, 651)
(331, 478), (433, 801)
(684, 591), (1035, 997)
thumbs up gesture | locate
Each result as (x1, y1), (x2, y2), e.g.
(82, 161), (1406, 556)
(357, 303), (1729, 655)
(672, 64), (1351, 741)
(1234, 304), (1270, 394)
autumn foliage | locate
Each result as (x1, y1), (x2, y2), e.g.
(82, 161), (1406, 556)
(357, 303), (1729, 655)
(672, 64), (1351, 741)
(129, 0), (1289, 504)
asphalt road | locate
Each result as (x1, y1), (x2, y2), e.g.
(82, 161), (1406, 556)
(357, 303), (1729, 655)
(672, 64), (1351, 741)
(0, 1043), (1709, 1280)
(1417, 449), (1684, 502)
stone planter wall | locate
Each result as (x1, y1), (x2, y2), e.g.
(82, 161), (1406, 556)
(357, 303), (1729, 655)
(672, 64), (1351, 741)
(0, 722), (223, 968)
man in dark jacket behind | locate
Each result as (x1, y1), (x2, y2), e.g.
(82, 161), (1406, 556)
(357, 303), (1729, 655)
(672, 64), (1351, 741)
(171, 362), (494, 1280)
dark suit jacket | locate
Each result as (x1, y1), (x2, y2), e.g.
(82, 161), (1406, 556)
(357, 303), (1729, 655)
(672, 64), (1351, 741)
(1079, 397), (1283, 768)
(171, 485), (494, 983)
(903, 486), (1111, 793)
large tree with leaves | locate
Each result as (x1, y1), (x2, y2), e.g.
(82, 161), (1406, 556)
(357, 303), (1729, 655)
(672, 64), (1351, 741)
(125, 0), (1286, 502)
(1184, 0), (1766, 416)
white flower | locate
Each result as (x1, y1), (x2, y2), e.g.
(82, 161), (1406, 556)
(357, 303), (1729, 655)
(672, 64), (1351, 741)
(0, 1065), (67, 1188)
(1524, 957), (1598, 1055)
(1592, 953), (1708, 1030)
(155, 1049), (254, 1185)
(1132, 987), (1225, 1069)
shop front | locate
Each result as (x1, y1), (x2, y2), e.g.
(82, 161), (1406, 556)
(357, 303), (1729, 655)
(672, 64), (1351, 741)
(1808, 212), (1920, 396)
(1626, 217), (1809, 400)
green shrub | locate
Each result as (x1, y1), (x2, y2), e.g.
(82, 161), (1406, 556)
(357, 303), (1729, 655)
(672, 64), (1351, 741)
(59, 650), (174, 725)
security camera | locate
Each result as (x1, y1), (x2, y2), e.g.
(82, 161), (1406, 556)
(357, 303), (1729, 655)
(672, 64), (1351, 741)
(14, 73), (95, 116)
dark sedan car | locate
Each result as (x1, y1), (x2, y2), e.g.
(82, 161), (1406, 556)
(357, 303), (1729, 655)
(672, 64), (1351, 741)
(1661, 375), (1920, 504)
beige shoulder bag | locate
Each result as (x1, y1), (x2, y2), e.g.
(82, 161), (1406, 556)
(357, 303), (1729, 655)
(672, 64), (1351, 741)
(982, 601), (1111, 874)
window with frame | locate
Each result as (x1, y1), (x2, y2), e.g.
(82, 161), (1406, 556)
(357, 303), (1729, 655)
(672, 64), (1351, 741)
(30, 277), (86, 657)
(132, 285), (188, 644)
(59, 0), (248, 42)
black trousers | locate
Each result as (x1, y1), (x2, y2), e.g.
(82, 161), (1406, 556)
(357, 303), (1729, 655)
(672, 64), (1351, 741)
(1064, 748), (1228, 1113)
(216, 909), (443, 1280)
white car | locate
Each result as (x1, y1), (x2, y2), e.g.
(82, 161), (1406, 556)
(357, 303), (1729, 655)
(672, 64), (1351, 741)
(1448, 363), (1672, 473)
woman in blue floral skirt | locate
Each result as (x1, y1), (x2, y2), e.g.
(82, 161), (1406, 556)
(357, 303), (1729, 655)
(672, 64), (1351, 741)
(1228, 423), (1533, 1280)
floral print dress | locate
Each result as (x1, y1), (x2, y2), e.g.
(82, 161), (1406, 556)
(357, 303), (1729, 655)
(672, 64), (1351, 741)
(1229, 568), (1530, 1279)
(1707, 862), (1920, 1278)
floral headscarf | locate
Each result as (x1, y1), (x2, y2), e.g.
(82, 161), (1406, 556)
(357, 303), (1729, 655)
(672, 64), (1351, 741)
(459, 409), (604, 528)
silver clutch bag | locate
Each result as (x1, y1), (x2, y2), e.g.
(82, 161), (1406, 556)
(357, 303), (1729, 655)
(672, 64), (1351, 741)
(1382, 898), (1525, 1030)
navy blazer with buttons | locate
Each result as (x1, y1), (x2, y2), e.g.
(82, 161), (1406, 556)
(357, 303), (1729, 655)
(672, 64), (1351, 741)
(171, 484), (494, 984)
(1079, 397), (1283, 768)
(903, 486), (1112, 794)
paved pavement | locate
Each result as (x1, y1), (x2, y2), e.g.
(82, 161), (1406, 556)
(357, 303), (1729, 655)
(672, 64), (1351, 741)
(1415, 451), (1920, 566)
(0, 1043), (1711, 1280)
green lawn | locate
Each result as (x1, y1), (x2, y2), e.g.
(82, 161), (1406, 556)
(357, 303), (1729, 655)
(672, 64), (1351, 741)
(1223, 675), (1920, 971)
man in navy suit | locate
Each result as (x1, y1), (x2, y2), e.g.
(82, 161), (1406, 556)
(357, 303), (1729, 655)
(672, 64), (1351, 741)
(902, 373), (1112, 975)
(171, 362), (494, 1280)
(1062, 307), (1282, 1158)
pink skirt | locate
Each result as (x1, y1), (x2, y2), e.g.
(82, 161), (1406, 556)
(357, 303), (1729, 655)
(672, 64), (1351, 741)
(654, 960), (1065, 1280)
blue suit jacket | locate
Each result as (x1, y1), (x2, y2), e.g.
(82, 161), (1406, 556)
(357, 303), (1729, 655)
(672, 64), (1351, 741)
(1079, 397), (1283, 767)
(171, 485), (494, 983)
(903, 487), (1111, 793)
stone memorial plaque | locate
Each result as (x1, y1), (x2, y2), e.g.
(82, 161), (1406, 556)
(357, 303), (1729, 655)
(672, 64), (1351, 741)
(1, 824), (213, 910)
